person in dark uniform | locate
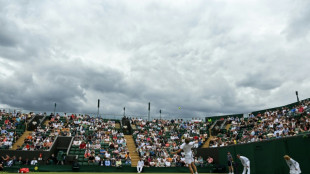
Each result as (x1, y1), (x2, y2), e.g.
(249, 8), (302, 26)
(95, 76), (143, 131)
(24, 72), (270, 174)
(227, 152), (234, 174)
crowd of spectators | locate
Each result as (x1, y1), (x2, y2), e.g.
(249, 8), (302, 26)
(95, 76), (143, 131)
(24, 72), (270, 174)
(16, 113), (67, 151)
(0, 109), (28, 149)
(0, 155), (40, 167)
(210, 100), (310, 147)
(2, 99), (310, 168)
(0, 153), (64, 167)
(17, 131), (55, 151)
(132, 118), (209, 167)
(64, 114), (131, 166)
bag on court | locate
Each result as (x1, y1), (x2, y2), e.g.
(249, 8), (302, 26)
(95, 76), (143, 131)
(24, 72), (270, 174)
(19, 168), (29, 173)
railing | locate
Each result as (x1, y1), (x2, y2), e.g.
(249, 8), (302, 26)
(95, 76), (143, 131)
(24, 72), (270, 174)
(220, 119), (227, 129)
(66, 137), (74, 156)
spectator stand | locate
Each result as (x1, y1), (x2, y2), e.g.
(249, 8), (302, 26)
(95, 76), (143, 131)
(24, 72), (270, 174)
(0, 110), (26, 150)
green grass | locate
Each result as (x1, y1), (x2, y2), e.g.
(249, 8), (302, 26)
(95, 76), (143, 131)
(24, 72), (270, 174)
(0, 173), (220, 174)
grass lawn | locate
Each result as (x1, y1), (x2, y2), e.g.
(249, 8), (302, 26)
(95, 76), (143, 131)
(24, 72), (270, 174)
(0, 172), (220, 174)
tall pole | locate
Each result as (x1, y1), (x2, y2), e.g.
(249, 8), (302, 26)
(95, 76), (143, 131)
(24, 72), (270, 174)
(296, 91), (300, 103)
(159, 109), (162, 120)
(54, 103), (57, 116)
(148, 102), (150, 121)
(123, 107), (126, 117)
(97, 99), (100, 118)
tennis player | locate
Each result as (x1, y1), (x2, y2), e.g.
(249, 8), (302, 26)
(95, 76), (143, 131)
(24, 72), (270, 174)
(172, 138), (198, 174)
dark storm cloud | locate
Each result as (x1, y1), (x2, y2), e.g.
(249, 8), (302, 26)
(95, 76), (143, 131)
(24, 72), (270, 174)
(237, 73), (283, 90)
(0, 0), (310, 118)
(0, 65), (86, 112)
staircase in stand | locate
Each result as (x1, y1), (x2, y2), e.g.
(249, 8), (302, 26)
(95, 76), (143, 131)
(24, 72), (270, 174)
(131, 124), (136, 130)
(12, 131), (32, 150)
(43, 119), (50, 126)
(225, 124), (231, 131)
(124, 135), (139, 167)
(115, 123), (121, 129)
(202, 128), (213, 148)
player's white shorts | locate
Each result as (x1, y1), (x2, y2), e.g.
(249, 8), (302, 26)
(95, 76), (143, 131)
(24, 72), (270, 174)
(185, 157), (194, 164)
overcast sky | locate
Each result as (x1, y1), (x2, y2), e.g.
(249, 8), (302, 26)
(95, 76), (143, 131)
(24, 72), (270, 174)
(0, 0), (309, 118)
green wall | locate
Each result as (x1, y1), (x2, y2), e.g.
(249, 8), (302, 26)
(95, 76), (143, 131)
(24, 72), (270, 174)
(217, 135), (310, 174)
(5, 165), (214, 173)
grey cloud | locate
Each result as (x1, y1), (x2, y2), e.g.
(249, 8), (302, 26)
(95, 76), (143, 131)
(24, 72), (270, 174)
(0, 31), (16, 47)
(237, 73), (283, 90)
(284, 1), (310, 40)
(0, 68), (86, 112)
(0, 0), (310, 118)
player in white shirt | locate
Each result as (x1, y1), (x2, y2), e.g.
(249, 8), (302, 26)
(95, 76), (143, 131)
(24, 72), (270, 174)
(237, 154), (250, 174)
(284, 155), (301, 174)
(172, 138), (198, 174)
(137, 158), (144, 173)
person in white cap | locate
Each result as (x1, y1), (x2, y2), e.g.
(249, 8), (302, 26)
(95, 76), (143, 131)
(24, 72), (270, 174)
(284, 155), (301, 174)
(172, 138), (198, 174)
(237, 154), (250, 174)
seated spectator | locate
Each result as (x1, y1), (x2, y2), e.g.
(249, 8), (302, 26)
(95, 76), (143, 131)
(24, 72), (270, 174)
(105, 151), (111, 159)
(24, 158), (31, 165)
(88, 154), (95, 164)
(1, 155), (11, 166)
(99, 148), (106, 155)
(80, 141), (86, 149)
(125, 152), (131, 160)
(165, 160), (171, 167)
(176, 156), (183, 167)
(73, 139), (81, 145)
(84, 149), (91, 158)
(198, 156), (204, 167)
(207, 156), (213, 164)
(95, 154), (101, 163)
(116, 158), (122, 168)
(16, 156), (23, 165)
(98, 158), (105, 166)
(31, 157), (38, 165)
(157, 159), (165, 167)
(125, 158), (132, 165)
(111, 157), (116, 167)
(105, 159), (111, 166)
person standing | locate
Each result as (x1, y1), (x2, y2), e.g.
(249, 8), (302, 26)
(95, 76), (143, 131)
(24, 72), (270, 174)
(284, 155), (301, 174)
(227, 152), (234, 174)
(137, 158), (144, 173)
(172, 138), (198, 174)
(237, 154), (250, 174)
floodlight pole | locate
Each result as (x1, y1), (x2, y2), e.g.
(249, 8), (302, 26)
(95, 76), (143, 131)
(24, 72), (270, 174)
(296, 91), (300, 103)
(54, 103), (57, 116)
(148, 102), (150, 121)
(97, 99), (100, 118)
